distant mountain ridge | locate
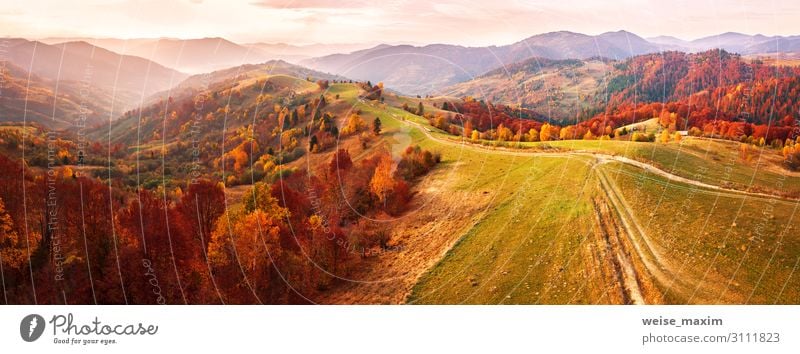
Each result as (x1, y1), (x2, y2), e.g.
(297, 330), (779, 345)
(6, 30), (799, 131)
(442, 49), (800, 126)
(39, 37), (377, 73)
(300, 30), (667, 94)
(648, 32), (800, 53)
(34, 30), (800, 97)
(0, 39), (187, 129)
(4, 39), (185, 97)
(0, 60), (116, 129)
(144, 60), (349, 106)
(302, 30), (800, 95)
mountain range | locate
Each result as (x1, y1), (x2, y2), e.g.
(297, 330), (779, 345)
(300, 30), (665, 94)
(4, 39), (185, 96)
(0, 60), (112, 129)
(647, 32), (800, 54)
(1, 39), (186, 128)
(445, 49), (800, 126)
(39, 37), (376, 74)
(4, 30), (800, 130)
(301, 31), (800, 94)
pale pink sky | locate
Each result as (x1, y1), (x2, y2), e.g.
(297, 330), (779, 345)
(1, 0), (798, 45)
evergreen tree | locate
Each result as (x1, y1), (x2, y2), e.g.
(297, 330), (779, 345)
(373, 117), (382, 135)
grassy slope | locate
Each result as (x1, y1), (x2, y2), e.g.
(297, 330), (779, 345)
(441, 60), (611, 124)
(337, 82), (800, 304)
(616, 117), (660, 133)
(603, 162), (800, 303)
(327, 86), (607, 303)
(539, 138), (800, 197)
(280, 83), (800, 304)
(436, 135), (800, 197)
(408, 155), (605, 304)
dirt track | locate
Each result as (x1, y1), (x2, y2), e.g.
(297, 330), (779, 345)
(399, 114), (797, 203)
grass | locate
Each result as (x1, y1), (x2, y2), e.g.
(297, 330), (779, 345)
(332, 83), (800, 304)
(616, 117), (661, 133)
(408, 155), (606, 304)
(327, 84), (609, 303)
(426, 127), (799, 196)
(518, 137), (800, 197)
(264, 74), (318, 93)
(603, 162), (800, 304)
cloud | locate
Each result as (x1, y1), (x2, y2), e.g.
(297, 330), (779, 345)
(3, 0), (800, 45)
(250, 0), (368, 9)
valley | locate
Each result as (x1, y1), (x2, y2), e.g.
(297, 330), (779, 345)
(1, 28), (799, 305)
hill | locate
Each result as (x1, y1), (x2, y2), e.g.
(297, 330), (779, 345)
(2, 39), (187, 126)
(440, 49), (800, 129)
(0, 61), (117, 129)
(146, 60), (349, 105)
(40, 37), (377, 70)
(651, 32), (800, 54)
(441, 57), (613, 124)
(302, 31), (666, 95)
(268, 83), (800, 304)
(602, 50), (800, 127)
(5, 39), (186, 99)
(1, 72), (798, 305)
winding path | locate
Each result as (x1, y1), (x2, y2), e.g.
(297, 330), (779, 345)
(390, 111), (798, 203)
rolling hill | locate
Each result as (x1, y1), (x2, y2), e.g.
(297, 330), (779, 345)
(145, 60), (349, 105)
(94, 59), (350, 159)
(0, 61), (118, 129)
(40, 37), (377, 72)
(275, 82), (800, 304)
(38, 37), (271, 74)
(301, 30), (677, 95)
(3, 27), (800, 306)
(440, 49), (800, 126)
(650, 32), (800, 54)
(2, 69), (798, 304)
(5, 39), (185, 97)
(2, 38), (187, 124)
(440, 57), (614, 124)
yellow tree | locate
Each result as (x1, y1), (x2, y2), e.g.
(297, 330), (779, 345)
(659, 130), (671, 143)
(208, 209), (283, 295)
(226, 147), (249, 173)
(0, 197), (24, 271)
(61, 166), (74, 179)
(528, 128), (539, 142)
(463, 120), (473, 138)
(342, 113), (366, 135)
(739, 143), (752, 162)
(370, 155), (395, 205)
(559, 126), (575, 140)
(539, 123), (552, 142)
(496, 124), (513, 141)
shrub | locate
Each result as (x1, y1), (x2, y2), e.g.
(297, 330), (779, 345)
(394, 145), (441, 181)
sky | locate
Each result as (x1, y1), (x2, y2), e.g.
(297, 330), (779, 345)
(1, 0), (798, 46)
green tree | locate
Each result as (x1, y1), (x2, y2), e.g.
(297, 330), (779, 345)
(373, 117), (382, 135)
(309, 135), (319, 152)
